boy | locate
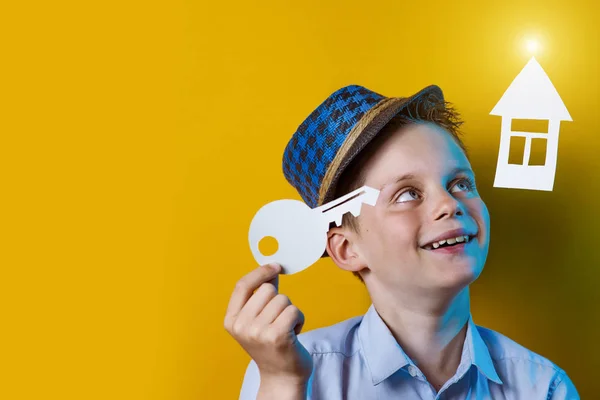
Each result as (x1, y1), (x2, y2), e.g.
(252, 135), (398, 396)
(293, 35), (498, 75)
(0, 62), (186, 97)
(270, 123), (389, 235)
(224, 84), (579, 399)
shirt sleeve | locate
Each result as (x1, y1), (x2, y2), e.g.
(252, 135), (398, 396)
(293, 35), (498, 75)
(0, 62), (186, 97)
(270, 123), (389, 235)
(239, 359), (260, 400)
(548, 369), (580, 400)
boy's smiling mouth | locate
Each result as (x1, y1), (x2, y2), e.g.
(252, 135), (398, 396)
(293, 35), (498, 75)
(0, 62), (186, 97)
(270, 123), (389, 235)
(420, 228), (477, 251)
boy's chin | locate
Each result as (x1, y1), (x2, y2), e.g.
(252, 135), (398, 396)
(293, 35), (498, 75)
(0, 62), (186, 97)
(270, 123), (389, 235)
(429, 260), (482, 290)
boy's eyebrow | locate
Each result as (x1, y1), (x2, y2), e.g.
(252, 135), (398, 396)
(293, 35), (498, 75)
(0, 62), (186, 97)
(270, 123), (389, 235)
(379, 173), (416, 190)
(450, 167), (474, 176)
(392, 173), (416, 184)
(379, 167), (474, 189)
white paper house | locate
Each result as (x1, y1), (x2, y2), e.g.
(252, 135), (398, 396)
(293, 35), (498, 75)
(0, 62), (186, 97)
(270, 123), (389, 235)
(490, 57), (572, 191)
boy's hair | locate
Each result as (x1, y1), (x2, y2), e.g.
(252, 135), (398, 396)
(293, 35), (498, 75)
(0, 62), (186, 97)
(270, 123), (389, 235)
(331, 97), (467, 283)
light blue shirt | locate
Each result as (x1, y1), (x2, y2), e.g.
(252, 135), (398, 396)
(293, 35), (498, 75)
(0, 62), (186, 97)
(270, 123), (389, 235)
(239, 304), (579, 399)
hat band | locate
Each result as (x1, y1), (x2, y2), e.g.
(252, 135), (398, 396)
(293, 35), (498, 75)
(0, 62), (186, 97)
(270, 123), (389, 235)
(317, 96), (405, 205)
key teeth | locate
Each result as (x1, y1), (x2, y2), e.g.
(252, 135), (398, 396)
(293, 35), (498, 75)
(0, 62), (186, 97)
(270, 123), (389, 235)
(350, 203), (361, 217)
(320, 187), (382, 229)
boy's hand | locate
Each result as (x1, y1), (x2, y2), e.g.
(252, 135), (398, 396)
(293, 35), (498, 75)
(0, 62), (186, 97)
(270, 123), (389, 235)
(224, 263), (313, 386)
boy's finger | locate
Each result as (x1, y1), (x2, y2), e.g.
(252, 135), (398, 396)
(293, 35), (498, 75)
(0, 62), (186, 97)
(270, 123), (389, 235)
(265, 269), (279, 292)
(225, 263), (281, 318)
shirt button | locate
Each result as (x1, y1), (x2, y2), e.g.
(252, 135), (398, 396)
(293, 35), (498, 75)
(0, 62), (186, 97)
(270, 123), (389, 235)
(408, 365), (418, 377)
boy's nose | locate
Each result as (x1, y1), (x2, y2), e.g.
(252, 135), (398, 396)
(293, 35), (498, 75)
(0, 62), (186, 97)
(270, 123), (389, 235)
(431, 190), (466, 221)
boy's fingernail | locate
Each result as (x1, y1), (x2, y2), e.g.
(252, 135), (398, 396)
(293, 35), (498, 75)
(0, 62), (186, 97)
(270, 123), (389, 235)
(268, 263), (281, 272)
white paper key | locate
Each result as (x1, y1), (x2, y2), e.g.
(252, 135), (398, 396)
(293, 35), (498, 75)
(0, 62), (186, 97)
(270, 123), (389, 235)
(248, 186), (380, 274)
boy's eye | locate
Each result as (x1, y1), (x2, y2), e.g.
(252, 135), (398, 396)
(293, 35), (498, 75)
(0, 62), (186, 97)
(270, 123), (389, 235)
(450, 178), (475, 193)
(396, 189), (421, 203)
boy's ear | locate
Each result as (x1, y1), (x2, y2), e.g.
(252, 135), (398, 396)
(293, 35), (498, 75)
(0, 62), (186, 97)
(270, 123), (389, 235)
(326, 226), (367, 273)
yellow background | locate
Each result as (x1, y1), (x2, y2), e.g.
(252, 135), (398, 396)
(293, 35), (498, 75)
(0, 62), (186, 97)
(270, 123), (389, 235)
(1, 0), (598, 398)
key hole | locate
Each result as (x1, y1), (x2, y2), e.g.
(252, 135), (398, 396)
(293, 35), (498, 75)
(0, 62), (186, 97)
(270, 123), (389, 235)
(258, 236), (279, 256)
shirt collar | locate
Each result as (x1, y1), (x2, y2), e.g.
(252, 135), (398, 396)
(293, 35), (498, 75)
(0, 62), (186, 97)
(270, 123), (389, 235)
(358, 304), (412, 385)
(464, 315), (503, 385)
(357, 304), (503, 386)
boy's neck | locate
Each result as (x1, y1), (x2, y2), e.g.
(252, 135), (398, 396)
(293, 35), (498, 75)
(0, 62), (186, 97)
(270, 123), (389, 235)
(372, 286), (471, 391)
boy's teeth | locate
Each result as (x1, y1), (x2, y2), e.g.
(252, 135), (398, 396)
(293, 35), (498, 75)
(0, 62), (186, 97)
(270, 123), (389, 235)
(430, 235), (471, 249)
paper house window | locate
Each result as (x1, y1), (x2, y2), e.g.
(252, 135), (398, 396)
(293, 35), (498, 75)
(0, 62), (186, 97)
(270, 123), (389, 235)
(490, 57), (572, 191)
(507, 119), (549, 166)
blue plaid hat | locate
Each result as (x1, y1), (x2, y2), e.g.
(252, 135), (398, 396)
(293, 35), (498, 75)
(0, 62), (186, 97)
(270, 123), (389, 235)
(282, 84), (444, 209)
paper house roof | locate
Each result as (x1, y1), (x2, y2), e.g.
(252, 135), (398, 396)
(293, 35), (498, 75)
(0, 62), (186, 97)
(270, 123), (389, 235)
(490, 57), (572, 121)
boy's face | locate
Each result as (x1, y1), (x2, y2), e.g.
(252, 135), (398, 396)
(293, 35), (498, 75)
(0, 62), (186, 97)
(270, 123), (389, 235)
(345, 122), (489, 297)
